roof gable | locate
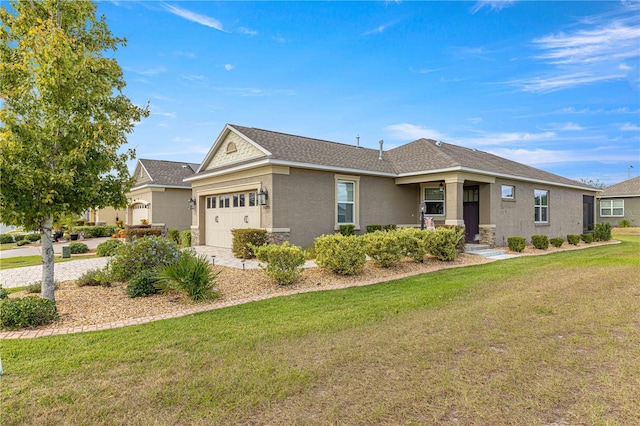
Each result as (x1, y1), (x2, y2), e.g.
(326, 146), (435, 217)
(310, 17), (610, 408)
(133, 159), (200, 188)
(600, 176), (640, 197)
(198, 125), (270, 173)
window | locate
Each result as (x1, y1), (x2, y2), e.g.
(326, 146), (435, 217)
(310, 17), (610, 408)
(219, 195), (230, 208)
(534, 189), (548, 223)
(249, 192), (256, 207)
(600, 199), (624, 217)
(502, 185), (515, 199)
(424, 187), (445, 215)
(233, 194), (239, 207)
(337, 181), (354, 223)
(206, 196), (216, 209)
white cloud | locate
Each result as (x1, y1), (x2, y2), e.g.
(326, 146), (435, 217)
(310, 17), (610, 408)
(467, 117), (483, 124)
(238, 27), (258, 36)
(457, 131), (557, 147)
(384, 123), (448, 141)
(487, 147), (633, 165)
(542, 122), (585, 131)
(470, 1), (517, 14)
(172, 137), (192, 143)
(127, 66), (165, 76)
(224, 64), (234, 71)
(164, 4), (225, 32)
(214, 87), (295, 97)
(512, 72), (626, 93)
(619, 122), (640, 131)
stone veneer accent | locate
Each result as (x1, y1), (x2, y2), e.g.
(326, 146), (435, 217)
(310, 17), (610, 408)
(267, 231), (290, 245)
(190, 226), (200, 246)
(479, 224), (496, 247)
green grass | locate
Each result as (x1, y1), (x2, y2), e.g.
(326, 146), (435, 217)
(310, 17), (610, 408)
(0, 243), (19, 251)
(0, 254), (98, 270)
(1, 234), (639, 425)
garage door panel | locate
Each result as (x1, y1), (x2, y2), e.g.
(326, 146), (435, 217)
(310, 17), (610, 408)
(205, 192), (259, 248)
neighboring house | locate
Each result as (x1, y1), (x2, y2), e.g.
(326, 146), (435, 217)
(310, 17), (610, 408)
(127, 159), (200, 230)
(596, 176), (640, 227)
(186, 124), (599, 249)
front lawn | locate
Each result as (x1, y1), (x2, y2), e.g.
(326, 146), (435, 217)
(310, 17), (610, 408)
(0, 254), (98, 270)
(1, 234), (639, 425)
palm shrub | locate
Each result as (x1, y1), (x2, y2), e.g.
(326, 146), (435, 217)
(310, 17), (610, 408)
(426, 227), (466, 261)
(507, 236), (526, 252)
(593, 223), (612, 241)
(362, 231), (403, 268)
(0, 297), (58, 329)
(314, 234), (366, 275)
(156, 250), (220, 301)
(69, 242), (89, 254)
(531, 235), (549, 250)
(396, 227), (429, 262)
(550, 237), (564, 248)
(567, 234), (581, 245)
(96, 239), (123, 256)
(253, 242), (306, 285)
(106, 236), (180, 282)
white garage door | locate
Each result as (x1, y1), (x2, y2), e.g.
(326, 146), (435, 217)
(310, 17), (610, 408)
(131, 203), (149, 225)
(205, 191), (259, 248)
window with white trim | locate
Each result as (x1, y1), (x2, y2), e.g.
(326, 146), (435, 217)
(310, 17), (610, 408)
(424, 187), (445, 215)
(600, 199), (624, 217)
(534, 189), (548, 223)
(337, 181), (355, 224)
(501, 185), (515, 200)
(206, 196), (216, 209)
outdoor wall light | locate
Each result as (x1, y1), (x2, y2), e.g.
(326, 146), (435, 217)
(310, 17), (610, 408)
(188, 197), (196, 210)
(439, 182), (444, 192)
(257, 188), (268, 206)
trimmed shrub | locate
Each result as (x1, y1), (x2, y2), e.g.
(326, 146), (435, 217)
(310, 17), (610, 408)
(107, 236), (180, 282)
(338, 224), (355, 236)
(438, 225), (467, 253)
(156, 251), (219, 301)
(231, 228), (268, 259)
(168, 228), (181, 245)
(315, 234), (366, 275)
(567, 234), (581, 245)
(96, 239), (123, 257)
(426, 227), (466, 261)
(362, 231), (403, 268)
(16, 239), (30, 246)
(581, 233), (594, 244)
(507, 236), (526, 253)
(396, 227), (429, 262)
(180, 230), (192, 248)
(0, 297), (58, 329)
(0, 285), (8, 300)
(618, 219), (631, 228)
(531, 235), (549, 250)
(24, 233), (41, 242)
(366, 224), (383, 233)
(254, 242), (306, 285)
(0, 234), (14, 244)
(126, 270), (160, 298)
(124, 226), (163, 241)
(550, 237), (564, 248)
(593, 222), (612, 242)
(383, 224), (397, 232)
(76, 268), (109, 287)
(69, 242), (89, 254)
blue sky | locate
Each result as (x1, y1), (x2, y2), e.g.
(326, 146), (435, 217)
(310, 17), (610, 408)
(98, 0), (640, 186)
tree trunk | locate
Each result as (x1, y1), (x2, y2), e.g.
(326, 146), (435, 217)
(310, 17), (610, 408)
(40, 214), (56, 302)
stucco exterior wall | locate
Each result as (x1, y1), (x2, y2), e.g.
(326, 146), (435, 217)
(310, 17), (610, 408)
(490, 178), (595, 246)
(271, 168), (419, 248)
(96, 207), (126, 225)
(149, 188), (193, 231)
(596, 197), (640, 227)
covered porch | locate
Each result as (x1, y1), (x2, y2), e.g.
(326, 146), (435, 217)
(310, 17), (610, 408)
(396, 171), (497, 246)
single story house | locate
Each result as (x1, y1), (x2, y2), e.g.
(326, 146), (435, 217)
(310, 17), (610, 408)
(127, 159), (200, 231)
(186, 124), (599, 248)
(596, 176), (640, 227)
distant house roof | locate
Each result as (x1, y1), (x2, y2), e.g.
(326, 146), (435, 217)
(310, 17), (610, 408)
(599, 176), (640, 198)
(192, 124), (595, 190)
(132, 159), (199, 190)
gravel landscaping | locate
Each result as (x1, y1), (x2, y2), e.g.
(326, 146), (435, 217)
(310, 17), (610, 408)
(9, 254), (491, 330)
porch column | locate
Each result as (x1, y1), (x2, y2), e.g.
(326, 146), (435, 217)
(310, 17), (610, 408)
(445, 180), (464, 226)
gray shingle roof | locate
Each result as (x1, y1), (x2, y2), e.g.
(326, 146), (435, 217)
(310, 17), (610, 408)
(136, 159), (199, 188)
(196, 125), (595, 190)
(599, 176), (640, 197)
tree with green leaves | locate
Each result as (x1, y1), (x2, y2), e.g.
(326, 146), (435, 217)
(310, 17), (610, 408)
(0, 0), (147, 302)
